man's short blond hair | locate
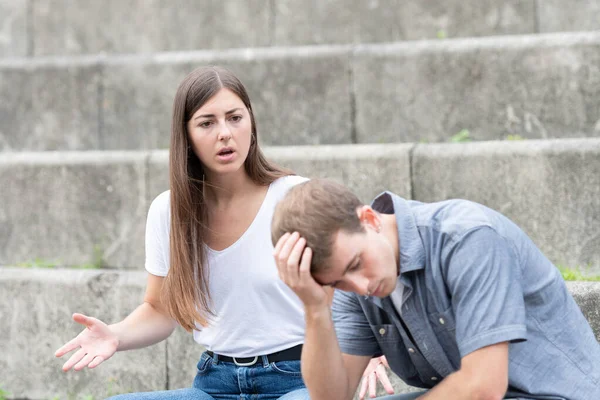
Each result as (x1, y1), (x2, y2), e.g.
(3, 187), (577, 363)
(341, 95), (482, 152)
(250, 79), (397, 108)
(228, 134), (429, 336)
(271, 179), (365, 273)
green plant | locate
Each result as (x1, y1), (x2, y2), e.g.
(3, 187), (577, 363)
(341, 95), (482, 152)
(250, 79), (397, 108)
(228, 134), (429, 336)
(75, 245), (106, 269)
(506, 134), (524, 141)
(450, 129), (472, 143)
(91, 245), (106, 269)
(0, 385), (12, 400)
(558, 265), (600, 281)
(81, 395), (95, 400)
(106, 376), (118, 397)
(436, 29), (447, 39)
(17, 258), (61, 268)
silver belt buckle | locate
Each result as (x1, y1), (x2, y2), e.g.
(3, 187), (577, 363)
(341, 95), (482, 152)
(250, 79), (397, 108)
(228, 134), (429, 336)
(233, 356), (258, 367)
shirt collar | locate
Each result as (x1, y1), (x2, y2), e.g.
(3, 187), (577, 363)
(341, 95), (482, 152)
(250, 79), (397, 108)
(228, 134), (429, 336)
(371, 191), (426, 274)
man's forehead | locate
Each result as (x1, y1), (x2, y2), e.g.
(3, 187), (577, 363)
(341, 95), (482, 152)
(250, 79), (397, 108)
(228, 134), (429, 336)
(313, 250), (359, 286)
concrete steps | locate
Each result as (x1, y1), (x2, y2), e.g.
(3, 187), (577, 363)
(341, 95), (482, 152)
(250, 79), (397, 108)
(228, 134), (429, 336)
(1, 267), (598, 399)
(1, 31), (600, 151)
(2, 0), (599, 58)
(1, 138), (599, 274)
(2, 2), (599, 398)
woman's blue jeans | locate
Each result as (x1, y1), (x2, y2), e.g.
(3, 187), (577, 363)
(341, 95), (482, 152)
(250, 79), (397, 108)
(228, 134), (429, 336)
(108, 351), (309, 399)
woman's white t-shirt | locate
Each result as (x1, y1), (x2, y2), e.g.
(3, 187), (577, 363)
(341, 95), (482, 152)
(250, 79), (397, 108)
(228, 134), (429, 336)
(144, 175), (308, 357)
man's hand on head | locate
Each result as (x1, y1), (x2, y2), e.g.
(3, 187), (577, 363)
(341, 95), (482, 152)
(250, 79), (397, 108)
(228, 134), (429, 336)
(273, 232), (334, 312)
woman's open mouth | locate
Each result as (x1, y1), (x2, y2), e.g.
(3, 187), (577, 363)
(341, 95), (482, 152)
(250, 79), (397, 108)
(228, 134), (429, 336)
(217, 148), (236, 162)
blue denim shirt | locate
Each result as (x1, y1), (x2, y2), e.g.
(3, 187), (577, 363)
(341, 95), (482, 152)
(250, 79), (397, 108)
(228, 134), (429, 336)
(332, 192), (600, 400)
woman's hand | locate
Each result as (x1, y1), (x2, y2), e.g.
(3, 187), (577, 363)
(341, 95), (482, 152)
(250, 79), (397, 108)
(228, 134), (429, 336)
(54, 313), (119, 371)
(358, 356), (395, 399)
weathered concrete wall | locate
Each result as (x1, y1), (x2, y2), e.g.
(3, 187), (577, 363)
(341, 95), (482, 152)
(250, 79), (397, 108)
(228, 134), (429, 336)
(2, 32), (600, 151)
(1, 268), (598, 399)
(273, 0), (536, 45)
(2, 1), (598, 58)
(412, 139), (600, 275)
(2, 139), (600, 272)
(353, 32), (600, 144)
(538, 0), (600, 33)
(17, 0), (538, 56)
(0, 151), (149, 269)
(0, 61), (102, 151)
(0, 0), (28, 57)
(0, 268), (166, 400)
(30, 0), (271, 56)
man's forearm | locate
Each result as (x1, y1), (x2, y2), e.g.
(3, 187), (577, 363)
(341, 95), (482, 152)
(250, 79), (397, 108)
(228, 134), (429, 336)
(302, 305), (352, 400)
(418, 370), (505, 400)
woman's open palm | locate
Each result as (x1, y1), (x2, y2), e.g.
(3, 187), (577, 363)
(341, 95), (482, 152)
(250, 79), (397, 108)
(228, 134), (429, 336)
(54, 313), (119, 371)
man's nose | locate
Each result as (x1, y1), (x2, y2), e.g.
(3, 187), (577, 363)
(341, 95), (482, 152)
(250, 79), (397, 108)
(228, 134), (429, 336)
(346, 275), (370, 296)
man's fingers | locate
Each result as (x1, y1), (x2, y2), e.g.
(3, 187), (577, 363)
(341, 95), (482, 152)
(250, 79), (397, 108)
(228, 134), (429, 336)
(274, 233), (296, 283)
(62, 348), (87, 371)
(276, 233), (299, 270)
(273, 232), (291, 255)
(286, 237), (307, 280)
(298, 246), (313, 277)
(73, 352), (95, 371)
(376, 364), (395, 394)
(55, 337), (80, 358)
(88, 356), (104, 369)
(278, 232), (299, 261)
(358, 376), (368, 400)
(368, 371), (377, 398)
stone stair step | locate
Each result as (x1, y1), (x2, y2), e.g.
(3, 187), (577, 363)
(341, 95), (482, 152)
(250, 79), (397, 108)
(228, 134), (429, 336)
(1, 32), (600, 151)
(1, 267), (598, 399)
(3, 1), (599, 58)
(1, 138), (599, 273)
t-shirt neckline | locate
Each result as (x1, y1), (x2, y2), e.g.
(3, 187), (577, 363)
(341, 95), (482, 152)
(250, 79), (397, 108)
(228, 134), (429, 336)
(204, 181), (275, 255)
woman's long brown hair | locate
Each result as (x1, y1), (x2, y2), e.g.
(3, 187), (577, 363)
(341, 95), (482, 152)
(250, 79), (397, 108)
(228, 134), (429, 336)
(165, 66), (291, 331)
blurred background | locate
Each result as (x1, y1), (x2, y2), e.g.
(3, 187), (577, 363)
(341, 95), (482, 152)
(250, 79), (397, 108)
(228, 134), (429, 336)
(0, 1), (599, 399)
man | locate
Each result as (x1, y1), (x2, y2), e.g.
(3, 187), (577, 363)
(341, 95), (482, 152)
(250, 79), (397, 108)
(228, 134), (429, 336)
(271, 179), (600, 400)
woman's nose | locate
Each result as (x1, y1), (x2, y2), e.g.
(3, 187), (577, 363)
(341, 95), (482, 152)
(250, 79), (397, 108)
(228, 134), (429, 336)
(217, 121), (232, 140)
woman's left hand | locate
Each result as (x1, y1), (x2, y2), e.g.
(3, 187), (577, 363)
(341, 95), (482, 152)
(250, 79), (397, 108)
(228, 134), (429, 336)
(358, 356), (395, 399)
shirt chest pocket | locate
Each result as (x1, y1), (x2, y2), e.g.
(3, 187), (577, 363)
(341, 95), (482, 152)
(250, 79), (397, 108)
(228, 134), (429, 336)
(427, 307), (461, 365)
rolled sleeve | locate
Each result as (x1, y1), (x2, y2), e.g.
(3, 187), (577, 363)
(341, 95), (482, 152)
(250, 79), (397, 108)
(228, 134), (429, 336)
(444, 227), (527, 357)
(332, 290), (380, 357)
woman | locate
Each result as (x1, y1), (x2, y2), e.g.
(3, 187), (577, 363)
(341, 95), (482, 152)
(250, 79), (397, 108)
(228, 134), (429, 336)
(55, 66), (388, 399)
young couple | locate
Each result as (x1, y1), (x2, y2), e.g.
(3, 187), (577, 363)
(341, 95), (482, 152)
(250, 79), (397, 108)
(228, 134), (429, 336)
(55, 66), (391, 399)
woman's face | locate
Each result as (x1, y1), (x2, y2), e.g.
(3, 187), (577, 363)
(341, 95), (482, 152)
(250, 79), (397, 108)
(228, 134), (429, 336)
(187, 88), (252, 177)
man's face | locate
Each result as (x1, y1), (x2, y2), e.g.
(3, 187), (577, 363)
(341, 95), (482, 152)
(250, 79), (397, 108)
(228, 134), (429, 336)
(313, 225), (398, 297)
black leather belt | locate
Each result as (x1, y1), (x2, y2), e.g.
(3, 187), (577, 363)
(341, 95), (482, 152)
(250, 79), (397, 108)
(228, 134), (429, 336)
(207, 344), (303, 366)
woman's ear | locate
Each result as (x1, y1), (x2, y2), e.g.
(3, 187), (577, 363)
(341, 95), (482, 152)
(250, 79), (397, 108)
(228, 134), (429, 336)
(356, 206), (381, 233)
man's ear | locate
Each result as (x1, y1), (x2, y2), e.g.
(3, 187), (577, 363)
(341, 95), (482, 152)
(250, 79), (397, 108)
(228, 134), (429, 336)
(356, 205), (381, 232)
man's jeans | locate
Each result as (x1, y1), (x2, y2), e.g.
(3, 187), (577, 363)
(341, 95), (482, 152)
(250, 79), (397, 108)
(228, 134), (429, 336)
(108, 352), (309, 399)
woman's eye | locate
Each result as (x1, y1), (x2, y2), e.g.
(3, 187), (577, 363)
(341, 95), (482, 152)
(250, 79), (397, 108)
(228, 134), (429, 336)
(230, 115), (242, 122)
(199, 121), (212, 128)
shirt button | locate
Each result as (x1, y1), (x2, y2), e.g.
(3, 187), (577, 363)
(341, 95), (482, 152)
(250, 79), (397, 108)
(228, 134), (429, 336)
(439, 318), (445, 325)
(379, 328), (386, 335)
(431, 377), (438, 381)
(408, 348), (415, 353)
